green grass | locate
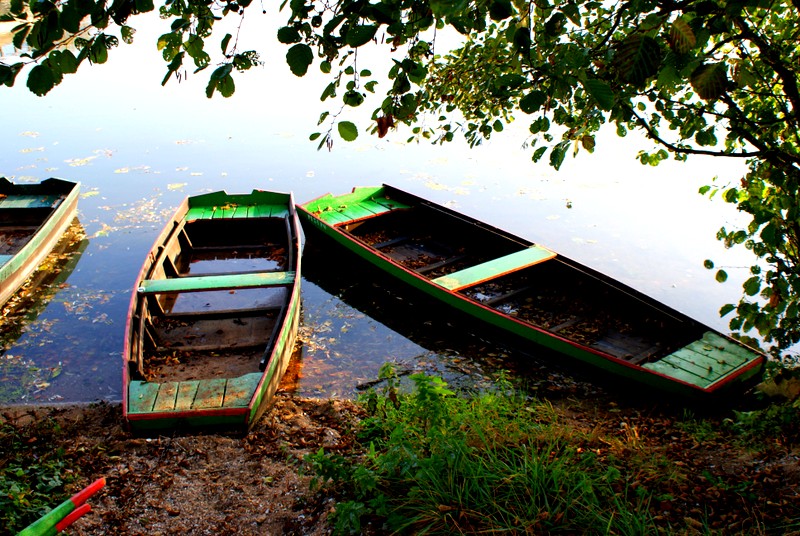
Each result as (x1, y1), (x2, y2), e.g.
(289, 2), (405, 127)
(308, 367), (657, 535)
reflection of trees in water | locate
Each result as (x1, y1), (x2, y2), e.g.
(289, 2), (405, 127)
(0, 219), (88, 401)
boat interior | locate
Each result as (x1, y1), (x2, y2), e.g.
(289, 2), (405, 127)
(130, 215), (295, 382)
(341, 203), (706, 365)
(0, 199), (61, 257)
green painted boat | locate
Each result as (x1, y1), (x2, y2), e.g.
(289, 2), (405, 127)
(123, 189), (302, 433)
(0, 178), (80, 308)
(298, 185), (767, 400)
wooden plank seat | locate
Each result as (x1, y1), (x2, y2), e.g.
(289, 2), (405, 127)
(642, 331), (758, 388)
(0, 194), (62, 209)
(138, 270), (295, 294)
(431, 246), (556, 291)
(128, 373), (262, 414)
(185, 203), (289, 221)
(318, 198), (411, 225)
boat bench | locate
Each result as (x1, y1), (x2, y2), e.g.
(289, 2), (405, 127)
(642, 331), (759, 388)
(128, 373), (261, 413)
(316, 198), (411, 225)
(0, 194), (62, 209)
(432, 246), (556, 291)
(138, 271), (295, 294)
(185, 203), (289, 221)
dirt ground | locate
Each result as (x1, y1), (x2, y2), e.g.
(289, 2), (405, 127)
(4, 393), (364, 536)
(4, 379), (800, 535)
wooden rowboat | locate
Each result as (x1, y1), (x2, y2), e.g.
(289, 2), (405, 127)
(0, 178), (80, 308)
(123, 189), (302, 433)
(298, 185), (766, 399)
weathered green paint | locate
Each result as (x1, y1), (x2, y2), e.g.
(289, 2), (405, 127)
(223, 373), (261, 407)
(138, 270), (295, 294)
(303, 186), (411, 225)
(433, 246), (556, 291)
(0, 194), (61, 209)
(153, 382), (179, 411)
(175, 381), (200, 410)
(128, 381), (160, 413)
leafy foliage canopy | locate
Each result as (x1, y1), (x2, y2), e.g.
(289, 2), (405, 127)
(2, 0), (800, 356)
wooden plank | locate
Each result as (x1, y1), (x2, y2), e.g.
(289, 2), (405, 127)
(700, 332), (759, 365)
(372, 197), (411, 211)
(185, 206), (209, 221)
(642, 360), (715, 388)
(268, 206), (290, 218)
(337, 204), (380, 222)
(222, 373), (261, 408)
(138, 270), (295, 294)
(232, 205), (250, 218)
(153, 382), (179, 411)
(0, 194), (60, 209)
(659, 349), (728, 380)
(193, 379), (226, 409)
(175, 381), (200, 410)
(682, 338), (748, 368)
(216, 204), (237, 219)
(432, 246), (557, 291)
(128, 381), (160, 413)
(317, 210), (351, 225)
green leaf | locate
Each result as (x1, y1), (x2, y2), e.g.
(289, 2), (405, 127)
(430, 0), (467, 18)
(221, 33), (232, 54)
(343, 90), (364, 107)
(690, 63), (729, 100)
(206, 64), (235, 97)
(309, 132), (322, 141)
(89, 38), (108, 64)
(720, 303), (736, 316)
(715, 269), (728, 283)
(345, 25), (378, 47)
(582, 79), (614, 110)
(135, 0), (154, 11)
(60, 5), (81, 33)
(703, 259), (714, 269)
(277, 26), (301, 44)
(121, 25), (135, 44)
(613, 34), (663, 86)
(286, 43), (313, 76)
(49, 50), (78, 75)
(743, 276), (761, 296)
(668, 17), (696, 55)
(519, 90), (546, 114)
(320, 60), (331, 74)
(338, 121), (358, 141)
(26, 64), (56, 96)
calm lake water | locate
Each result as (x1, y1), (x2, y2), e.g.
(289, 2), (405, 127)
(0, 14), (760, 405)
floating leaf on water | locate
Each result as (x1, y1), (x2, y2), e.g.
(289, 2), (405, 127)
(176, 166), (189, 172)
(81, 190), (100, 198)
(167, 182), (188, 190)
(114, 168), (130, 174)
(20, 131), (40, 138)
(66, 156), (97, 167)
(20, 147), (45, 154)
(424, 181), (447, 191)
(190, 172), (203, 176)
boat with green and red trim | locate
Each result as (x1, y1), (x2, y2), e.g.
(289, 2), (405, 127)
(0, 177), (80, 308)
(298, 185), (766, 400)
(123, 189), (302, 433)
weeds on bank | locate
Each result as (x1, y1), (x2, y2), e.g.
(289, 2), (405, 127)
(308, 366), (655, 535)
(0, 417), (77, 533)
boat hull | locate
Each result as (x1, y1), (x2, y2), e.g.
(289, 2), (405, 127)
(298, 185), (766, 400)
(123, 189), (302, 433)
(0, 178), (80, 307)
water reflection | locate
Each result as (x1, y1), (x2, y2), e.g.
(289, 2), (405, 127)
(0, 219), (88, 401)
